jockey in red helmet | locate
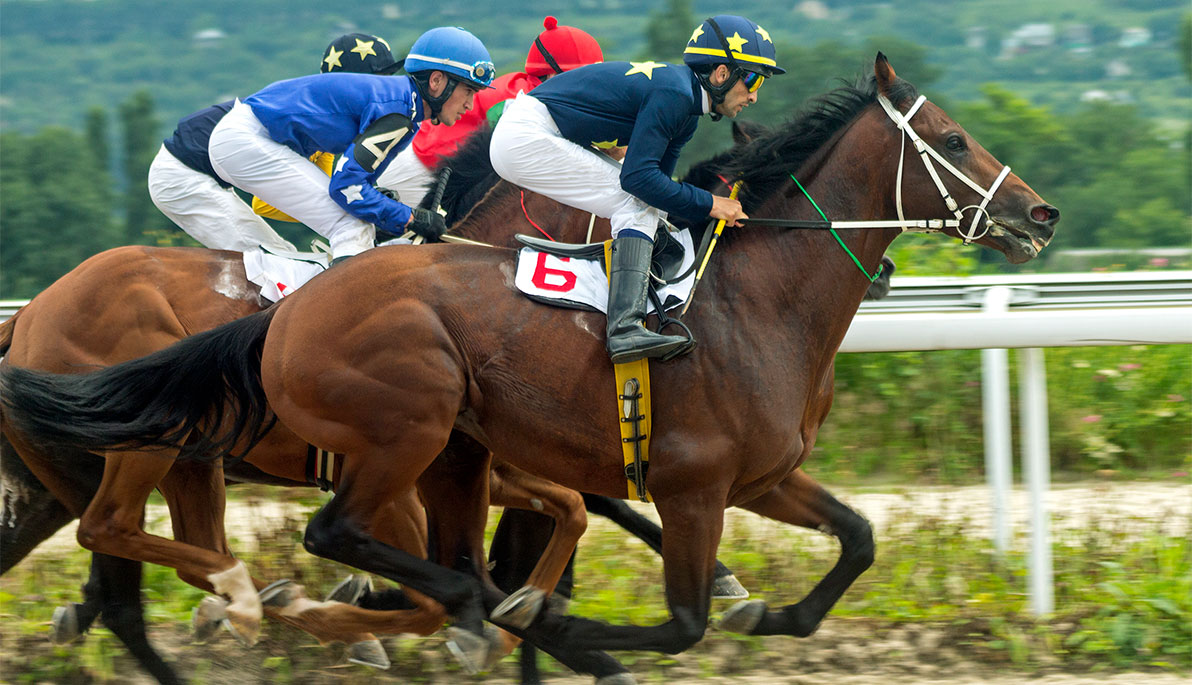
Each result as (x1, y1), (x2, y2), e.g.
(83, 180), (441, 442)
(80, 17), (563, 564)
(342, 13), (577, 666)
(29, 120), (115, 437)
(377, 17), (603, 208)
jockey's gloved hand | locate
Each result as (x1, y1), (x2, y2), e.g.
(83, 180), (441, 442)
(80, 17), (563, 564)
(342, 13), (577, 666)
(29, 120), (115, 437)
(407, 207), (447, 242)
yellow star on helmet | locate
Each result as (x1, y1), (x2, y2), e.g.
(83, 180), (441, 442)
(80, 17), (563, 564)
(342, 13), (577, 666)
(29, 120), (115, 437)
(323, 46), (344, 70)
(351, 38), (377, 60)
(591, 139), (620, 149)
(755, 25), (772, 44)
(625, 61), (667, 79)
(725, 32), (749, 53)
(688, 25), (704, 44)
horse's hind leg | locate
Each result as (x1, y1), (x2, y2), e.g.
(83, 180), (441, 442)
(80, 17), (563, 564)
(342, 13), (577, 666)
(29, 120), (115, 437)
(90, 553), (184, 685)
(75, 449), (265, 644)
(155, 459), (382, 655)
(721, 468), (874, 638)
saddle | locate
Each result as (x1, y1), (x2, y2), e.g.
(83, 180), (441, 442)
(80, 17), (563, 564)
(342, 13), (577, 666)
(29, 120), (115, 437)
(515, 226), (687, 282)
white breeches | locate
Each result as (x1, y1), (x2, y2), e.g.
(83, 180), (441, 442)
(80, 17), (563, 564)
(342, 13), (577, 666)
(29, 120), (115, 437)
(375, 145), (435, 209)
(208, 101), (374, 259)
(148, 145), (297, 253)
(489, 92), (662, 240)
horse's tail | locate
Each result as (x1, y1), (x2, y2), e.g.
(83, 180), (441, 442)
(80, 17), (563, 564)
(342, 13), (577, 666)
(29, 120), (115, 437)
(0, 308), (278, 463)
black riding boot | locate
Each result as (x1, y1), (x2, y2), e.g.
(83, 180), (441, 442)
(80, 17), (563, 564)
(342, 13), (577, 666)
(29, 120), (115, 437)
(605, 235), (689, 363)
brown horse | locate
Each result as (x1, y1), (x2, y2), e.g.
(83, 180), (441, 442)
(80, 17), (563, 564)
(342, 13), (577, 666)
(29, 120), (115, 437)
(0, 123), (795, 680)
(1, 55), (1057, 669)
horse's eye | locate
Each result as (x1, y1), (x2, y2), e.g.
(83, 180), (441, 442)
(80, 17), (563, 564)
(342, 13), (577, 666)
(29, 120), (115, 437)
(945, 134), (966, 152)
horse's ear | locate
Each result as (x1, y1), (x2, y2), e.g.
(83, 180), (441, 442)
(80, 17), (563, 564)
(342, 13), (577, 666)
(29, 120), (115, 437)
(732, 120), (768, 146)
(874, 52), (898, 98)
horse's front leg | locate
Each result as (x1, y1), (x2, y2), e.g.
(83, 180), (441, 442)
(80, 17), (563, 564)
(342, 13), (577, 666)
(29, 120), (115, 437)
(522, 488), (727, 656)
(720, 468), (874, 637)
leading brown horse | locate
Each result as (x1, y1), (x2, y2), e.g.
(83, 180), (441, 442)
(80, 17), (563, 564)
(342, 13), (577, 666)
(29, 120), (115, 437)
(1, 56), (1055, 673)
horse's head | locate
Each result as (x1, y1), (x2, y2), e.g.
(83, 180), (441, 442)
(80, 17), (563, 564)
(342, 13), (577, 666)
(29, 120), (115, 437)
(873, 53), (1059, 263)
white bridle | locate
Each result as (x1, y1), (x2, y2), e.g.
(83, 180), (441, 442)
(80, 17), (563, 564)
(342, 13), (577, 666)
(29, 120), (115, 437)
(876, 93), (1012, 244)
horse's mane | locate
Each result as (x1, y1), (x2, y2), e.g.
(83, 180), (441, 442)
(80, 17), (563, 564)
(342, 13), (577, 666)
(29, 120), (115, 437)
(717, 74), (918, 213)
(418, 125), (503, 226)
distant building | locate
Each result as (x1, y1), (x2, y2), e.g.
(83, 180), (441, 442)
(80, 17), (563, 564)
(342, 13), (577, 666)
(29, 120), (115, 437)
(965, 26), (987, 50)
(999, 23), (1055, 59)
(193, 29), (226, 48)
(382, 4), (401, 19)
(1063, 24), (1092, 52)
(795, 1), (831, 20)
(1105, 59), (1132, 79)
(1119, 27), (1152, 48)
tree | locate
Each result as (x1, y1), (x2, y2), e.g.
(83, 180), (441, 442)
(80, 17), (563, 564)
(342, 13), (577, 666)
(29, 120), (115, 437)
(118, 89), (169, 243)
(0, 128), (121, 297)
(1180, 13), (1192, 80)
(643, 0), (695, 60)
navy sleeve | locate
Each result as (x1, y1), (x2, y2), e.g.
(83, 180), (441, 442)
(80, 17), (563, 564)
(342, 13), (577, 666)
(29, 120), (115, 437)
(327, 104), (417, 233)
(619, 91), (714, 223)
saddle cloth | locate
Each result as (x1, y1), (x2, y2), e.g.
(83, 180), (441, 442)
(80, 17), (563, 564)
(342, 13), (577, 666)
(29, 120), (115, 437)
(514, 229), (698, 314)
(243, 237), (412, 302)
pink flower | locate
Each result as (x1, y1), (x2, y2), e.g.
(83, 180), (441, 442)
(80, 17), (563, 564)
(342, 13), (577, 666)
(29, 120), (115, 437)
(1149, 258), (1169, 267)
(1081, 414), (1102, 423)
(1118, 363), (1141, 371)
(1168, 394), (1185, 402)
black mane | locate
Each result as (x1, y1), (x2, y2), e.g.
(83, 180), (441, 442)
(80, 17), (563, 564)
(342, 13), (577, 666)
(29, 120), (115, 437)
(716, 74), (918, 213)
(419, 125), (501, 226)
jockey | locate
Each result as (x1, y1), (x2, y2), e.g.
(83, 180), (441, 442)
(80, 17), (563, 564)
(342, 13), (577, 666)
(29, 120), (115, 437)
(377, 16), (603, 207)
(207, 27), (494, 262)
(148, 33), (401, 253)
(490, 15), (782, 363)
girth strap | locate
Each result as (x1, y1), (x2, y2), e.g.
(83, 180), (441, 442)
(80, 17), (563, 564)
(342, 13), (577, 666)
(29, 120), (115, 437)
(304, 445), (339, 492)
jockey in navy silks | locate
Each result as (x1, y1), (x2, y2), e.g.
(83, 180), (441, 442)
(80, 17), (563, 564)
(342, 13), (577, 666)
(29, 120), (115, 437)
(489, 15), (784, 363)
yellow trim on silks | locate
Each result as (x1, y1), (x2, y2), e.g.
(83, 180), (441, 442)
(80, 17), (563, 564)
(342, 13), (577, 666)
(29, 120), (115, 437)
(682, 46), (777, 68)
(604, 239), (654, 502)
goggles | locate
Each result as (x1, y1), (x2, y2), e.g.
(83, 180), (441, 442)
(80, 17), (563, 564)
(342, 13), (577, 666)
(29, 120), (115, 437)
(740, 70), (765, 93)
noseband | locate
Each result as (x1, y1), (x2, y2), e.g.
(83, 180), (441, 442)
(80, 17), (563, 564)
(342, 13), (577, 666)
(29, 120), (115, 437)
(876, 93), (1011, 244)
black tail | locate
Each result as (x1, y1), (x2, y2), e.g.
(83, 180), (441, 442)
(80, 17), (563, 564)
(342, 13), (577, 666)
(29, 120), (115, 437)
(0, 308), (277, 462)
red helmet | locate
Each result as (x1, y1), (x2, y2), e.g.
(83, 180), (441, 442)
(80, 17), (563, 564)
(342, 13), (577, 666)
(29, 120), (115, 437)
(524, 16), (603, 77)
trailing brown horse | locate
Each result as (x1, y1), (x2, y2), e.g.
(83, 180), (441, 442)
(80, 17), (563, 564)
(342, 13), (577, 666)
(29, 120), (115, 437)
(0, 123), (806, 681)
(1, 55), (1057, 670)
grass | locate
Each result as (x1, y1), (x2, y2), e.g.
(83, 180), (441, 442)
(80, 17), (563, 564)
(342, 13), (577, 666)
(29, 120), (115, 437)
(1, 491), (1188, 681)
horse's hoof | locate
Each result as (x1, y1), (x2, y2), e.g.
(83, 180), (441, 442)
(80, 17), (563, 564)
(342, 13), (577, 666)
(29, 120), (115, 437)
(717, 599), (767, 634)
(711, 574), (750, 599)
(547, 593), (571, 615)
(50, 604), (82, 644)
(490, 586), (547, 630)
(595, 673), (639, 685)
(445, 625), (498, 675)
(221, 610), (261, 647)
(480, 624), (510, 672)
(259, 579), (301, 608)
(346, 638), (391, 669)
(192, 596), (228, 643)
(325, 574), (373, 605)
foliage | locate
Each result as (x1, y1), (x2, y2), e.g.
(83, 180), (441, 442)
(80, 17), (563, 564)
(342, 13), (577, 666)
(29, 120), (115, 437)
(819, 344), (1191, 482)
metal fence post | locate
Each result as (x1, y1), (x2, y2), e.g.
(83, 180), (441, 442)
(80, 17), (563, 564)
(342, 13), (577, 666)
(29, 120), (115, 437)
(1019, 346), (1054, 615)
(981, 286), (1013, 554)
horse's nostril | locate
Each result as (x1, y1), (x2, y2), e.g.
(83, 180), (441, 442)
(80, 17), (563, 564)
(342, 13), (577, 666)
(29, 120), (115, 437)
(1031, 205), (1059, 225)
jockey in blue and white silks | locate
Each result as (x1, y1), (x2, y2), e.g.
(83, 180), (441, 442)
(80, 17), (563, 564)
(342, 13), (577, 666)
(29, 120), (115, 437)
(490, 15), (783, 363)
(208, 27), (494, 260)
(148, 33), (399, 253)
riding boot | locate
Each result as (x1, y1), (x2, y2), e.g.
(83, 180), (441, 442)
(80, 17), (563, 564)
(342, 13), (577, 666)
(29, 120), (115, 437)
(605, 235), (689, 363)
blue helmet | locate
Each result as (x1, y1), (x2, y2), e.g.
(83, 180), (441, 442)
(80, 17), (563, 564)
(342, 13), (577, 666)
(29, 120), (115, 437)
(683, 15), (784, 76)
(404, 27), (495, 89)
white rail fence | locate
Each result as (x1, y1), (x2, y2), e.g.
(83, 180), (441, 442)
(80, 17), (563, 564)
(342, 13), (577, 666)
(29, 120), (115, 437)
(3, 271), (1191, 616)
